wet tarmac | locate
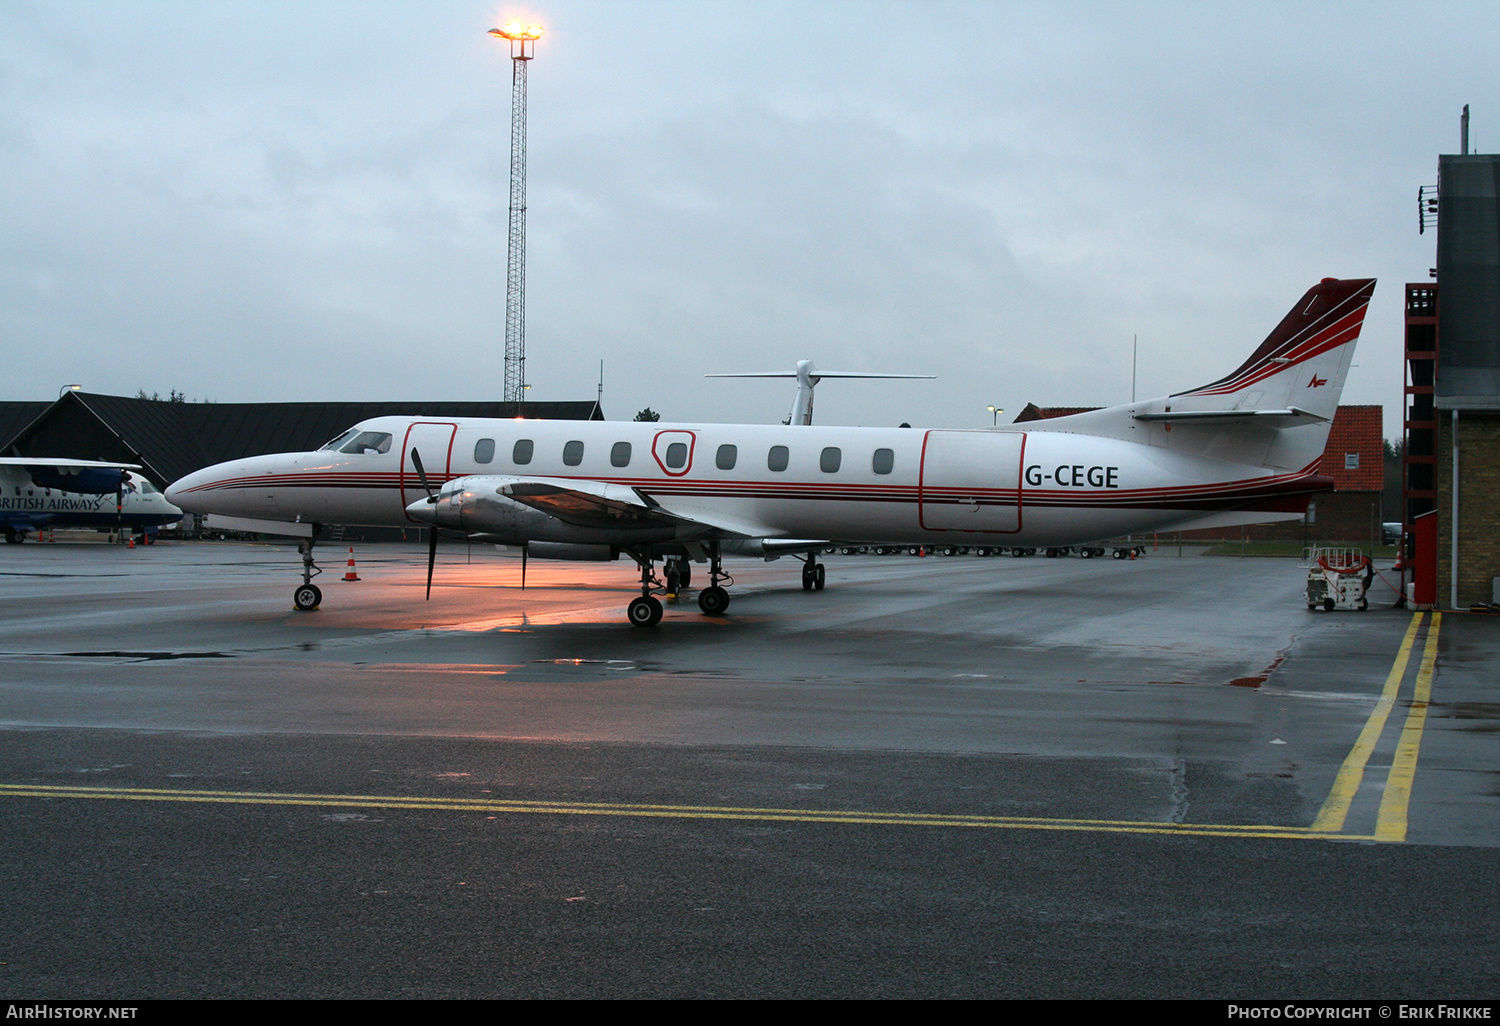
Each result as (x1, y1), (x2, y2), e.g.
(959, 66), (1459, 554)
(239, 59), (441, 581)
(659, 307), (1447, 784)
(1, 540), (1497, 998)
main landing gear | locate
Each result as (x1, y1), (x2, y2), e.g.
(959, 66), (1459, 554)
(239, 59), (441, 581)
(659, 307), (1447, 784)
(697, 541), (731, 617)
(292, 530), (324, 611)
(626, 542), (734, 626)
(626, 550), (665, 627)
(800, 554), (825, 591)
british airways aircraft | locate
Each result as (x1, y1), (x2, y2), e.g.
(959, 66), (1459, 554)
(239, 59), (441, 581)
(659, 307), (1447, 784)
(2, 459), (182, 544)
(166, 277), (1374, 625)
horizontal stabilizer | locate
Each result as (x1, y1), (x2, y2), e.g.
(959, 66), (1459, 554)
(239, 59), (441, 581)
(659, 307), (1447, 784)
(1132, 407), (1329, 426)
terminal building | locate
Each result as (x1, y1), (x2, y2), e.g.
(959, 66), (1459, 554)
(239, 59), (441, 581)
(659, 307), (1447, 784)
(1404, 126), (1500, 608)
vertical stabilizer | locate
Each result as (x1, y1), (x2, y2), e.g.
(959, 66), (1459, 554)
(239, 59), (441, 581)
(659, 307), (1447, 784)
(1171, 277), (1375, 421)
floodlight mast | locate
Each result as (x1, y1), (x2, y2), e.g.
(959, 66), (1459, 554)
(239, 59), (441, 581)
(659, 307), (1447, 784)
(489, 24), (543, 404)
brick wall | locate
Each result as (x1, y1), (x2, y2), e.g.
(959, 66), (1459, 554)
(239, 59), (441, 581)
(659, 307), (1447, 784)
(1436, 412), (1500, 607)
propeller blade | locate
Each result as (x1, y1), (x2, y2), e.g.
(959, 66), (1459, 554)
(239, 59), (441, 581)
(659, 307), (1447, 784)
(409, 448), (437, 502)
(425, 526), (438, 600)
(521, 545), (527, 590)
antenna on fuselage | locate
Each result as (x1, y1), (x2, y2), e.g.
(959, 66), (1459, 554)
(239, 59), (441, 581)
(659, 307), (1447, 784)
(706, 361), (934, 425)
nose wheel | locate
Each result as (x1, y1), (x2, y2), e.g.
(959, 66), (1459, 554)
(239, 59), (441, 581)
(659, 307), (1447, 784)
(801, 558), (825, 591)
(294, 583), (322, 611)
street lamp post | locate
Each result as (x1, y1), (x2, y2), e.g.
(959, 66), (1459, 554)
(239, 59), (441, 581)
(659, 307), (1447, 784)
(488, 23), (543, 405)
(987, 405), (1004, 426)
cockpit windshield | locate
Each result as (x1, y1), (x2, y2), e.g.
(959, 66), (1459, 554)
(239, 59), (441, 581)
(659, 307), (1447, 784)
(319, 429), (392, 455)
(339, 431), (393, 455)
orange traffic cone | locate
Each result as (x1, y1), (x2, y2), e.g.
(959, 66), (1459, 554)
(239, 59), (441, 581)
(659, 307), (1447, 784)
(342, 546), (360, 582)
(127, 536), (134, 549)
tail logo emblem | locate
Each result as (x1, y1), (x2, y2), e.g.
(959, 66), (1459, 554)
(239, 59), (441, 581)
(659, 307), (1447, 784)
(1308, 373), (1328, 388)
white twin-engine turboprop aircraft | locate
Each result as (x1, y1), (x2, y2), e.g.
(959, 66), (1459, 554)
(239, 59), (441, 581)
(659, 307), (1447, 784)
(166, 277), (1374, 626)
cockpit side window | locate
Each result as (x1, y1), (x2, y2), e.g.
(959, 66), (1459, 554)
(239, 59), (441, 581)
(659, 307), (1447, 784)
(339, 431), (393, 455)
(320, 428), (361, 452)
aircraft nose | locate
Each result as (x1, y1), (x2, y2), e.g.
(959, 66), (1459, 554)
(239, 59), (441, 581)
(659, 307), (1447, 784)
(164, 470), (208, 511)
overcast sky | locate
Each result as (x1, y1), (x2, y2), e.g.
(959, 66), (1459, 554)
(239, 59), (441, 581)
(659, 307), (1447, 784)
(2, 2), (1491, 438)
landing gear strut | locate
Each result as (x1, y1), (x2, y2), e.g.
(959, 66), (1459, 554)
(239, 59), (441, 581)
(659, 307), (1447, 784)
(697, 540), (731, 616)
(800, 554), (825, 591)
(292, 530), (324, 611)
(626, 550), (664, 627)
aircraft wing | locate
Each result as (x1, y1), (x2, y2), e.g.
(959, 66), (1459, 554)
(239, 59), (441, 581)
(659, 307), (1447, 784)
(1, 457), (143, 495)
(495, 476), (782, 539)
(1, 457), (142, 470)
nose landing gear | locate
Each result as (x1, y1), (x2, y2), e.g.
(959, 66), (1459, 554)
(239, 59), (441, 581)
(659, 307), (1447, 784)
(292, 532), (324, 611)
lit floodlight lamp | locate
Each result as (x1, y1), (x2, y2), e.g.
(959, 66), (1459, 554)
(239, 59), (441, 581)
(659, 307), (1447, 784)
(489, 23), (543, 57)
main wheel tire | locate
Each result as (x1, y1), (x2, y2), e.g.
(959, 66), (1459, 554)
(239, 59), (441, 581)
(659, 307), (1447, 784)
(698, 586), (730, 616)
(628, 595), (663, 627)
(293, 584), (322, 611)
(4, 528), (22, 544)
(813, 563), (825, 590)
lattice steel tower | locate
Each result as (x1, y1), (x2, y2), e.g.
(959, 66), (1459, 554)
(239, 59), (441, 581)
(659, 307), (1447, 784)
(489, 23), (543, 404)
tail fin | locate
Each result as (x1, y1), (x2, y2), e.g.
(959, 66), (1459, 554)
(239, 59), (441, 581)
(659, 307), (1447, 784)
(1170, 277), (1375, 422)
(1025, 278), (1375, 473)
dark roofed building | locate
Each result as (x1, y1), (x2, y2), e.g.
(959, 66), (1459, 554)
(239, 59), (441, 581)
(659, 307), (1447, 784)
(1, 392), (603, 487)
(1011, 404), (1102, 423)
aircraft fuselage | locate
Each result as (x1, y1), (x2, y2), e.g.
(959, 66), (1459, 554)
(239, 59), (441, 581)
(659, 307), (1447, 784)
(166, 416), (1321, 549)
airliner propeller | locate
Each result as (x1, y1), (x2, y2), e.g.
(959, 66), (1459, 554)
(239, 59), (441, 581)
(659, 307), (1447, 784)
(409, 448), (439, 600)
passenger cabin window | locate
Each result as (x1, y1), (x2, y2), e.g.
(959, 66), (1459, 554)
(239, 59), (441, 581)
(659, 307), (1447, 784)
(820, 447), (841, 473)
(611, 441), (632, 468)
(474, 438), (496, 464)
(563, 440), (585, 467)
(339, 431), (392, 455)
(768, 445), (789, 472)
(872, 448), (894, 475)
(716, 444), (737, 470)
(513, 439), (534, 465)
(664, 442), (688, 469)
